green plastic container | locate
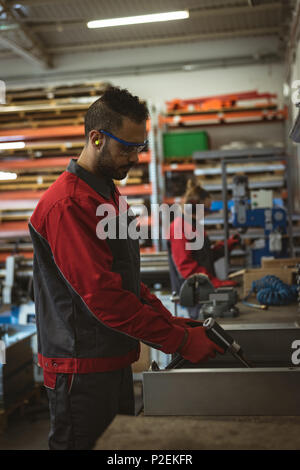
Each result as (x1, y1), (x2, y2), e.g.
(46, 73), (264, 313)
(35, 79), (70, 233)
(163, 131), (209, 159)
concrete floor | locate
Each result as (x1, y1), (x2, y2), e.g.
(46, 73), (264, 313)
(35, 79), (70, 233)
(0, 384), (144, 450)
(0, 389), (50, 450)
(95, 415), (300, 450)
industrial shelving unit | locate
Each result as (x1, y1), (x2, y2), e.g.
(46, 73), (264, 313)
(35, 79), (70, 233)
(156, 92), (298, 268)
(1, 86), (299, 273)
(0, 83), (158, 263)
(193, 148), (294, 276)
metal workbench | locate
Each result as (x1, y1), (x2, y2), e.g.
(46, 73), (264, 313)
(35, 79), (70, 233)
(144, 304), (300, 417)
(94, 302), (300, 450)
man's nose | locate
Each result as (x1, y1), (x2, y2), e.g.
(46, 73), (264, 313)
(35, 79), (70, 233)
(129, 149), (139, 165)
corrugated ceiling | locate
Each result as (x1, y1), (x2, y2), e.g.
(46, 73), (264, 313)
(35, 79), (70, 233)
(0, 0), (296, 65)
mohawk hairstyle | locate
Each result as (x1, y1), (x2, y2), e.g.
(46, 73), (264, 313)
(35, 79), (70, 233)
(84, 86), (149, 141)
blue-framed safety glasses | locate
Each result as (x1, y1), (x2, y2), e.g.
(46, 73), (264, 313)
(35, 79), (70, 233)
(99, 129), (148, 153)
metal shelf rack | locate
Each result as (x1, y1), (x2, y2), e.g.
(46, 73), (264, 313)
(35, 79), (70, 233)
(193, 148), (294, 276)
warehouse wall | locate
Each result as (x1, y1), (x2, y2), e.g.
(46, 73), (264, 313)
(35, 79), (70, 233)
(1, 36), (284, 107)
(109, 63), (284, 109)
(2, 62), (284, 110)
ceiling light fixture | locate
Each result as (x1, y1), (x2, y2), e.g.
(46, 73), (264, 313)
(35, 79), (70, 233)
(183, 64), (196, 71)
(0, 171), (17, 181)
(0, 141), (25, 150)
(87, 10), (189, 29)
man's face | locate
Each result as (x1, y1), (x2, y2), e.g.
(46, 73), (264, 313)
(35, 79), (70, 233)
(95, 117), (147, 180)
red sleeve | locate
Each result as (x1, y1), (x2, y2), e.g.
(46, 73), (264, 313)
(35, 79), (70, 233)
(140, 282), (175, 319)
(43, 197), (185, 354)
(212, 240), (224, 250)
(170, 235), (210, 279)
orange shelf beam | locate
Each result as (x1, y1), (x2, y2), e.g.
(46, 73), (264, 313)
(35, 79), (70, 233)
(166, 90), (277, 105)
(166, 90), (277, 112)
(0, 157), (71, 171)
(0, 125), (85, 142)
(0, 221), (29, 231)
(0, 251), (33, 262)
(0, 184), (152, 201)
(140, 246), (157, 254)
(0, 119), (152, 143)
(163, 197), (183, 205)
(0, 190), (46, 200)
(138, 151), (151, 163)
(0, 153), (150, 172)
(118, 184), (152, 196)
(159, 109), (287, 127)
(0, 221), (30, 240)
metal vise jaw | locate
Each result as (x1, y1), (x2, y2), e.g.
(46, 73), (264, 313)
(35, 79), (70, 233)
(200, 287), (239, 318)
(179, 274), (239, 319)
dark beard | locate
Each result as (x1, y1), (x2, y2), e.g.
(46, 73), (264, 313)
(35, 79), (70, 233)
(95, 141), (133, 180)
(95, 141), (115, 179)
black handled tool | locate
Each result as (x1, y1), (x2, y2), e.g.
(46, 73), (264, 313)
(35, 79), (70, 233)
(152, 317), (253, 371)
(203, 317), (253, 368)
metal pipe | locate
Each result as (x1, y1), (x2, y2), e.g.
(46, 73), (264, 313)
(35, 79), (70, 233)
(221, 159), (229, 278)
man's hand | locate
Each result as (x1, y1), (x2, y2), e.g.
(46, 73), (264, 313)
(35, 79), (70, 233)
(178, 326), (224, 363)
(228, 233), (241, 250)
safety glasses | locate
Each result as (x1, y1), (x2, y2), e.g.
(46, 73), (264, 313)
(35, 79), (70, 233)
(99, 129), (148, 153)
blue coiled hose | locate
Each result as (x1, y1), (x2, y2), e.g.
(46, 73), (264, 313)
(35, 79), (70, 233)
(251, 275), (298, 306)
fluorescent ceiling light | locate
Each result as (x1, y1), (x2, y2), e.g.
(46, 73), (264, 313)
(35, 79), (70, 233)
(0, 171), (17, 181)
(183, 64), (196, 71)
(0, 141), (25, 150)
(87, 10), (189, 29)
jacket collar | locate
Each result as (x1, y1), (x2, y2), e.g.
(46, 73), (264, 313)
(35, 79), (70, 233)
(67, 158), (115, 200)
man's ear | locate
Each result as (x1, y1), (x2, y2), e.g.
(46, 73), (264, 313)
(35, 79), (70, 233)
(89, 130), (104, 149)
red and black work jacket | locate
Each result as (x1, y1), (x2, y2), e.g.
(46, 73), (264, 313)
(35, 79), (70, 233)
(168, 215), (227, 280)
(29, 159), (185, 384)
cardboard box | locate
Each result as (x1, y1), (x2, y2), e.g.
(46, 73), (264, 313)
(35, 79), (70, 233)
(242, 268), (295, 297)
(261, 257), (300, 269)
(230, 257), (299, 297)
(230, 266), (296, 297)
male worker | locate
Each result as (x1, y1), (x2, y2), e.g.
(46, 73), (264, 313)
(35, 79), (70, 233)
(29, 86), (223, 450)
